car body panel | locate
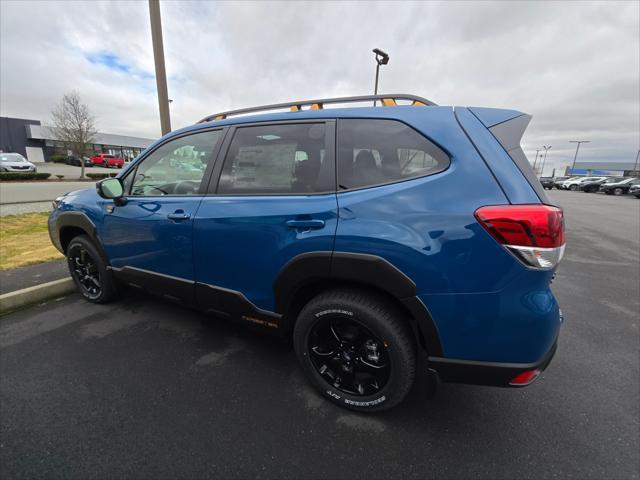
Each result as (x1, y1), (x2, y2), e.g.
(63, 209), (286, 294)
(99, 196), (204, 282)
(193, 194), (338, 311)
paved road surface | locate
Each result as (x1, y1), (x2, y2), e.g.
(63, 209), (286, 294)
(1, 190), (638, 479)
(0, 259), (68, 295)
(0, 181), (93, 204)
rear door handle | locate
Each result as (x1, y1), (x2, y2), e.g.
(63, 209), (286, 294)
(286, 219), (325, 229)
(167, 212), (191, 221)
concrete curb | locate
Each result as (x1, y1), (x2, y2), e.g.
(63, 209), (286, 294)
(0, 278), (76, 316)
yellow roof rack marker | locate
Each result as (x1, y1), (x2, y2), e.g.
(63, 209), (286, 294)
(310, 103), (323, 110)
(382, 98), (397, 107)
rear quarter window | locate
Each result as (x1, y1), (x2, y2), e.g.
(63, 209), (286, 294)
(337, 119), (449, 190)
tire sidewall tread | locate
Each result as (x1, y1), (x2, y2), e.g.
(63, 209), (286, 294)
(293, 288), (416, 413)
(66, 235), (117, 304)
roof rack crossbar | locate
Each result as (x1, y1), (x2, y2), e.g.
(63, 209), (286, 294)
(197, 94), (437, 123)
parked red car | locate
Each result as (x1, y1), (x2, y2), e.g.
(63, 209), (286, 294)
(91, 153), (124, 168)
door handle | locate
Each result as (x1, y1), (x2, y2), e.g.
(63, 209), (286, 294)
(286, 219), (325, 229)
(167, 212), (191, 221)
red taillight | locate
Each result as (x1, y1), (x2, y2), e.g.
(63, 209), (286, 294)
(474, 205), (564, 248)
(475, 205), (565, 269)
(509, 369), (541, 386)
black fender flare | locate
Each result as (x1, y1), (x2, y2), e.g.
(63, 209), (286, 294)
(52, 211), (109, 263)
(273, 251), (443, 356)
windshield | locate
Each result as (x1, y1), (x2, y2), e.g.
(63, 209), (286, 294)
(604, 177), (625, 183)
(0, 153), (27, 163)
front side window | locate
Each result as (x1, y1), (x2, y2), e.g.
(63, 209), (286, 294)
(129, 129), (222, 196)
(217, 123), (333, 194)
(337, 119), (449, 190)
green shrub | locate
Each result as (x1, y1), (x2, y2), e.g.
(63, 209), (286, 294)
(86, 172), (118, 179)
(0, 172), (52, 181)
(49, 154), (67, 163)
(55, 174), (64, 180)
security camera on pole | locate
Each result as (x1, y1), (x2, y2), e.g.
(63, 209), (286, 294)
(372, 48), (389, 106)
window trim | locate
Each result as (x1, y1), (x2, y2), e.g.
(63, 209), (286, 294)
(119, 127), (228, 198)
(335, 118), (451, 193)
(205, 119), (337, 197)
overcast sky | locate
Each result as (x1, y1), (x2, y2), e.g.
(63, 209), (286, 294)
(1, 0), (638, 174)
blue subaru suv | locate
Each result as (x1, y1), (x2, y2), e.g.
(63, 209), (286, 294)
(48, 94), (565, 412)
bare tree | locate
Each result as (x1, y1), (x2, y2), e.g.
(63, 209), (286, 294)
(50, 92), (97, 179)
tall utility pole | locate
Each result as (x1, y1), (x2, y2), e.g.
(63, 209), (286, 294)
(634, 149), (640, 172)
(149, 0), (171, 135)
(540, 145), (551, 177)
(533, 149), (540, 171)
(569, 140), (590, 174)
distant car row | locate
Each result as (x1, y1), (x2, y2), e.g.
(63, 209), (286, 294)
(540, 176), (640, 197)
(66, 153), (125, 168)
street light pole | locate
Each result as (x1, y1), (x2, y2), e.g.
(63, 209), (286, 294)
(540, 145), (551, 177)
(569, 140), (590, 175)
(634, 149), (640, 172)
(372, 48), (389, 106)
(149, 0), (171, 135)
(533, 149), (540, 171)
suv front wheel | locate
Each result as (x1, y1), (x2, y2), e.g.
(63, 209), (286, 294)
(293, 289), (416, 412)
(66, 235), (118, 304)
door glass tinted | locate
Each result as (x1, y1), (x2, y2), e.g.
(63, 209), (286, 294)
(337, 119), (449, 189)
(130, 130), (222, 196)
(217, 123), (333, 194)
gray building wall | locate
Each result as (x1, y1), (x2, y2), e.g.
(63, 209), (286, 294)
(0, 117), (42, 157)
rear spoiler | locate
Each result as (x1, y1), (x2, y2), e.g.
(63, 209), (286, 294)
(468, 107), (549, 204)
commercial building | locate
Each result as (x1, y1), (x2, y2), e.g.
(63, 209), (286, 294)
(0, 116), (155, 163)
(568, 161), (640, 177)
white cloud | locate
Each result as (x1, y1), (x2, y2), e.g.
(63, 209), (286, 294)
(1, 0), (638, 174)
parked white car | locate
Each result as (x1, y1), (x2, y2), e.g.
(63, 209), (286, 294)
(561, 176), (606, 191)
(0, 153), (37, 172)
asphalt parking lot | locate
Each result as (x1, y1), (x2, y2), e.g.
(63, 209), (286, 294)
(1, 190), (638, 479)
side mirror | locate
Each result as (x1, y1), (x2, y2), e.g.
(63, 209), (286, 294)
(96, 178), (126, 204)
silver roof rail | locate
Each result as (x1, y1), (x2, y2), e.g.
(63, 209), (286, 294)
(197, 94), (437, 123)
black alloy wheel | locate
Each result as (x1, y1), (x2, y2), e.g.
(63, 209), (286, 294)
(68, 244), (102, 300)
(308, 317), (391, 396)
(613, 187), (624, 196)
(294, 289), (417, 412)
(66, 235), (119, 303)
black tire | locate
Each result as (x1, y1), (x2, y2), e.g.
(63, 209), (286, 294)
(613, 187), (624, 196)
(569, 184), (578, 191)
(66, 235), (118, 303)
(635, 195), (640, 199)
(293, 289), (416, 412)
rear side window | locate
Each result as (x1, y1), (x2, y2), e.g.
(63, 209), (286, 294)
(217, 123), (333, 194)
(337, 119), (449, 190)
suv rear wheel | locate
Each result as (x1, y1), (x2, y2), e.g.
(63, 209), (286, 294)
(66, 235), (118, 304)
(293, 289), (416, 412)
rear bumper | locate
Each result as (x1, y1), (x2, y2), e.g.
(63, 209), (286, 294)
(428, 338), (558, 388)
